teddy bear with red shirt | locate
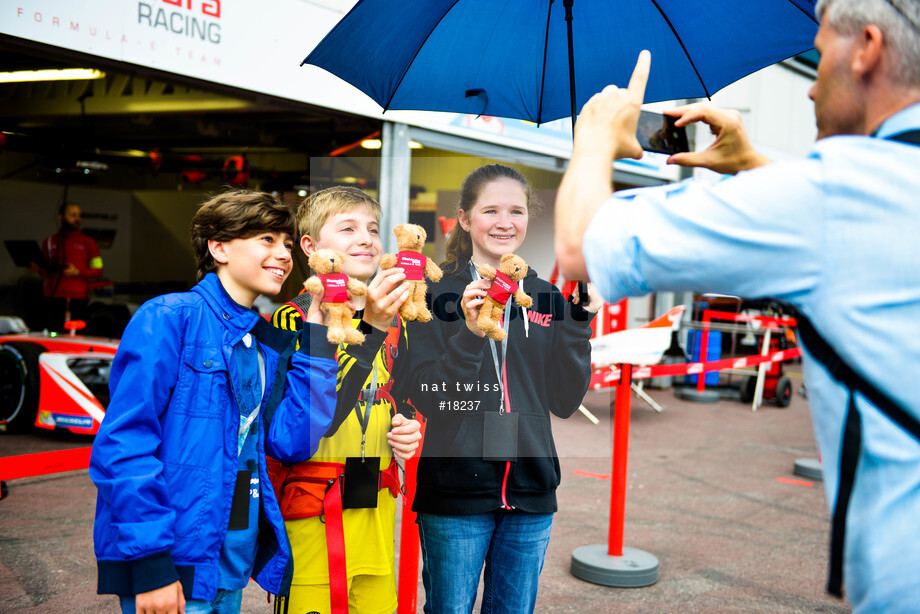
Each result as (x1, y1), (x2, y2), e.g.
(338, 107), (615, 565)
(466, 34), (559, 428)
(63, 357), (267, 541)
(380, 224), (443, 322)
(303, 249), (367, 345)
(473, 253), (532, 341)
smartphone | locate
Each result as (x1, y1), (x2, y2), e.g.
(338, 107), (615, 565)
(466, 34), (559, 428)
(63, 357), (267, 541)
(636, 110), (689, 155)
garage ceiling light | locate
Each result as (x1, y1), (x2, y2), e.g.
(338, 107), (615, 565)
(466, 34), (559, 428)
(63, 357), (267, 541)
(361, 138), (423, 150)
(0, 68), (106, 83)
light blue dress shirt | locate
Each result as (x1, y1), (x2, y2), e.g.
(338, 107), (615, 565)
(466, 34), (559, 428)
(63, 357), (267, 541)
(584, 103), (920, 613)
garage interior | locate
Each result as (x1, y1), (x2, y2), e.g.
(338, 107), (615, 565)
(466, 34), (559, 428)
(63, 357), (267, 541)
(0, 35), (571, 336)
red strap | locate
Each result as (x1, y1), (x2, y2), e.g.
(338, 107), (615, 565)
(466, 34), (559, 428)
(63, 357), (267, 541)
(324, 476), (349, 614)
(378, 458), (401, 498)
(384, 315), (401, 375)
(320, 459), (399, 614)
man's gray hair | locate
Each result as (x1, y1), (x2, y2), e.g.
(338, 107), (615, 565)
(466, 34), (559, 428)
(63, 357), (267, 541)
(816, 0), (920, 85)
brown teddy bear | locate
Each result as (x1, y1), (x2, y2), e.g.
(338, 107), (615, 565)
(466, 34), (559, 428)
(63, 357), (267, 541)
(379, 224), (443, 322)
(303, 249), (367, 345)
(473, 253), (532, 341)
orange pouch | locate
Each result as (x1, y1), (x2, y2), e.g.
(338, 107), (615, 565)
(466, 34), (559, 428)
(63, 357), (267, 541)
(267, 457), (344, 520)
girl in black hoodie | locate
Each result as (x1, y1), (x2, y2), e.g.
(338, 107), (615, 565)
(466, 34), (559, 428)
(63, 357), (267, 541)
(404, 164), (601, 614)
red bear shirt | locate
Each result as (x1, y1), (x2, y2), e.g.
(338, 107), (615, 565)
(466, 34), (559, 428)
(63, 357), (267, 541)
(318, 273), (350, 303)
(486, 271), (518, 306)
(396, 251), (426, 281)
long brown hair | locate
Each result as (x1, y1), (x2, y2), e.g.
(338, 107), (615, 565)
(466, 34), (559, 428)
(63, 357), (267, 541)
(441, 164), (534, 272)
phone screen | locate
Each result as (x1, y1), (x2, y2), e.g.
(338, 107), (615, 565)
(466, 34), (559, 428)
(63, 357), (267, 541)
(636, 110), (689, 155)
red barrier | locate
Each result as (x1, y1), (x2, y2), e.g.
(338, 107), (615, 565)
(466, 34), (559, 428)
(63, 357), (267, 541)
(590, 347), (801, 390)
(696, 309), (797, 394)
(397, 419), (425, 614)
(0, 447), (92, 481)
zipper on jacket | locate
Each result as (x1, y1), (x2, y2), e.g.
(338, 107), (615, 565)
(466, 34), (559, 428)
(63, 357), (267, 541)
(500, 461), (512, 510)
(500, 348), (514, 511)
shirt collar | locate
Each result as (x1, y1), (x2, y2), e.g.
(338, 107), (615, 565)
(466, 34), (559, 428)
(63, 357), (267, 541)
(193, 272), (259, 336)
(874, 101), (920, 138)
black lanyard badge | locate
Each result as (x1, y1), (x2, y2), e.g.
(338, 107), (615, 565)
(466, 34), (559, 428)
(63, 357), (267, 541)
(483, 412), (518, 461)
(343, 456), (380, 509)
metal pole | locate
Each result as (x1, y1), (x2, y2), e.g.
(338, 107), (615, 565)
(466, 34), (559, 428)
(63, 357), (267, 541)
(564, 0), (577, 138)
(379, 122), (411, 255)
(563, 0), (590, 301)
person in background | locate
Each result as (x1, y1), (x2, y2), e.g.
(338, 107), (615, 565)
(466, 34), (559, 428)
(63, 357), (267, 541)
(404, 164), (602, 614)
(555, 1), (920, 611)
(90, 189), (338, 614)
(33, 201), (103, 331)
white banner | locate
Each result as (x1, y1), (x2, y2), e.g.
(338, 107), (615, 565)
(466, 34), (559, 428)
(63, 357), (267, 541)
(1, 0), (679, 180)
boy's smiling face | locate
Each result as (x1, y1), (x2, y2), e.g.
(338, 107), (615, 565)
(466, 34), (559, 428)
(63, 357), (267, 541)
(210, 231), (294, 307)
(302, 205), (382, 282)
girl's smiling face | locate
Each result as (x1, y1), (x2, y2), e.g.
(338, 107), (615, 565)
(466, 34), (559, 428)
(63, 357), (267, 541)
(459, 178), (529, 268)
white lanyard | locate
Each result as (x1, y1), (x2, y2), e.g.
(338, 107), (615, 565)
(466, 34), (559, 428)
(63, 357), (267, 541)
(237, 339), (266, 458)
(470, 262), (512, 414)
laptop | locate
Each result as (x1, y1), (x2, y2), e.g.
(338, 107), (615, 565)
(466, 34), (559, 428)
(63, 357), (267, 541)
(4, 239), (47, 268)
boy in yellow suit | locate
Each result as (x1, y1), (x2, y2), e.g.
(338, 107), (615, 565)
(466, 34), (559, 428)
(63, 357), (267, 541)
(268, 186), (422, 614)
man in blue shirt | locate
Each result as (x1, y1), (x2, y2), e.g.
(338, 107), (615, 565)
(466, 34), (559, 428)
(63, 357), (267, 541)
(555, 1), (920, 612)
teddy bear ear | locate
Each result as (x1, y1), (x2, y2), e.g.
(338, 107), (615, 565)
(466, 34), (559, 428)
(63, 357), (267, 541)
(501, 253), (514, 263)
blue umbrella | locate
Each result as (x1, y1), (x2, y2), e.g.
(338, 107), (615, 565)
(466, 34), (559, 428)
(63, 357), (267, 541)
(303, 0), (819, 125)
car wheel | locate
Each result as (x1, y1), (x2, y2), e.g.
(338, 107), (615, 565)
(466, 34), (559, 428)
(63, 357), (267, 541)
(775, 375), (793, 408)
(739, 376), (757, 403)
(0, 342), (44, 432)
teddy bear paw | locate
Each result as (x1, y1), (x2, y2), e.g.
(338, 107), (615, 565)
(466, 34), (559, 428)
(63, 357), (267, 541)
(415, 306), (433, 322)
(327, 328), (346, 344)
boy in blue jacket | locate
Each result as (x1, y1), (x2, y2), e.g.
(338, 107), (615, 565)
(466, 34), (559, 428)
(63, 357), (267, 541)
(90, 190), (338, 614)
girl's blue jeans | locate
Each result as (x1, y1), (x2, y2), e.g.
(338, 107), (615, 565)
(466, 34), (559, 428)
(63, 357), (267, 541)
(418, 511), (553, 614)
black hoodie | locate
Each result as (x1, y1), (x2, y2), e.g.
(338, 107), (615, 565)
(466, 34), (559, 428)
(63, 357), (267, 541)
(404, 261), (595, 515)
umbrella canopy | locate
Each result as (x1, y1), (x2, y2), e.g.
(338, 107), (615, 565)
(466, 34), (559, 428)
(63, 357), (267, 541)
(304, 0), (819, 124)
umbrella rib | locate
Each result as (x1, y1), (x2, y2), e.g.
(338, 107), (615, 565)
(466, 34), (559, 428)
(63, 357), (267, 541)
(381, 0), (465, 113)
(536, 0), (554, 125)
(784, 0), (821, 24)
(648, 0), (711, 99)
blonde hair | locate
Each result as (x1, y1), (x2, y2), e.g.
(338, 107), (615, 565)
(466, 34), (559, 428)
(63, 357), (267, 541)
(296, 186), (382, 239)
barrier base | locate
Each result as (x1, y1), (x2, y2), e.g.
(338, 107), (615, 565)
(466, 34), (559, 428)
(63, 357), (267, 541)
(793, 458), (823, 481)
(673, 387), (721, 403)
(571, 545), (659, 588)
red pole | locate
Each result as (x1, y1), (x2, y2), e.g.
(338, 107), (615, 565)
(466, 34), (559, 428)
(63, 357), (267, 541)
(397, 419), (425, 614)
(608, 364), (633, 557)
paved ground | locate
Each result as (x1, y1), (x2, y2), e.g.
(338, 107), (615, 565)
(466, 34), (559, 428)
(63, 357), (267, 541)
(0, 371), (851, 613)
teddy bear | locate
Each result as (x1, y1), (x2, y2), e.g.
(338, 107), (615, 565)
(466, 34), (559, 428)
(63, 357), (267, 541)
(379, 223), (443, 322)
(303, 249), (367, 345)
(473, 253), (532, 341)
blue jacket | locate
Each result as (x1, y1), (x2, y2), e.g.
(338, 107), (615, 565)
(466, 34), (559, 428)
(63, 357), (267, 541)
(90, 273), (337, 600)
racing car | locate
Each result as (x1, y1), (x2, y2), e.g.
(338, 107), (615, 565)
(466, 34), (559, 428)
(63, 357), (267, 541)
(0, 316), (117, 435)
